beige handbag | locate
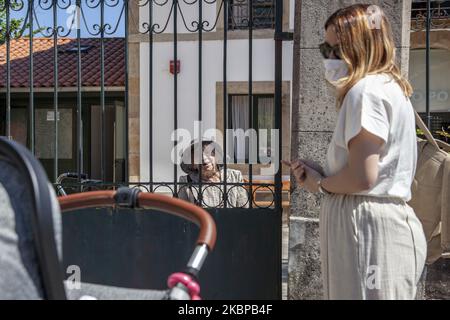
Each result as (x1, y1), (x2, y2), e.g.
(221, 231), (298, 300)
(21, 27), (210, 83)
(408, 111), (450, 265)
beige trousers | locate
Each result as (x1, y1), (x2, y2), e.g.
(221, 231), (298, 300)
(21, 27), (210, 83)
(319, 194), (427, 300)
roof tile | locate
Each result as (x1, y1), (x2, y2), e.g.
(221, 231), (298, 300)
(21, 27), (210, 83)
(0, 38), (125, 88)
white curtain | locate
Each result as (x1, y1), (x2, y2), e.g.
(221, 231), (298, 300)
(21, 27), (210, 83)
(231, 95), (250, 162)
(257, 97), (274, 129)
(257, 97), (274, 158)
(231, 95), (275, 162)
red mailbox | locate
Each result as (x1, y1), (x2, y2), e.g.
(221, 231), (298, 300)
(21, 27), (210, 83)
(170, 60), (180, 75)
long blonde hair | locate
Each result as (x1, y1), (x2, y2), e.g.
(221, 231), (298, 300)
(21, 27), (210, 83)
(325, 4), (413, 107)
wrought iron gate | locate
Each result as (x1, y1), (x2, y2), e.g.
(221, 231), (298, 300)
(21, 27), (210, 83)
(1, 0), (288, 299)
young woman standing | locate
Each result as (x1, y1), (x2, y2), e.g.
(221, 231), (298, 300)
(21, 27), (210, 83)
(284, 4), (427, 299)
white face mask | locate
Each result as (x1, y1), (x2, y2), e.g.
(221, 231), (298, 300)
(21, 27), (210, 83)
(323, 59), (348, 85)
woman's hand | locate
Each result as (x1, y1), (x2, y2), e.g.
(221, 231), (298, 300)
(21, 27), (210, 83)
(282, 160), (306, 186)
(301, 164), (324, 193)
(282, 160), (325, 193)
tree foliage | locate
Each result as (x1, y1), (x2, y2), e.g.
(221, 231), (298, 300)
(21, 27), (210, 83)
(0, 1), (32, 45)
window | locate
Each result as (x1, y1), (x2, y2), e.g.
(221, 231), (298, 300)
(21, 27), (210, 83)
(228, 0), (276, 30)
(228, 94), (275, 163)
(410, 48), (450, 141)
(418, 113), (450, 142)
(10, 107), (28, 146)
(59, 45), (92, 54)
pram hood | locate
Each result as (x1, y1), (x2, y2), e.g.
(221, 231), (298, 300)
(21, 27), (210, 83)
(0, 162), (59, 299)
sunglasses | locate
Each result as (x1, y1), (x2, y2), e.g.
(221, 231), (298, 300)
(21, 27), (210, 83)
(319, 42), (342, 60)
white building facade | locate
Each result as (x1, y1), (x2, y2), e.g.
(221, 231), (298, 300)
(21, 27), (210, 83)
(134, 0), (295, 184)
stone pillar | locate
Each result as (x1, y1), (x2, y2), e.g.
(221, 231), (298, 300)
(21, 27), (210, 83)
(288, 0), (412, 300)
(127, 1), (141, 182)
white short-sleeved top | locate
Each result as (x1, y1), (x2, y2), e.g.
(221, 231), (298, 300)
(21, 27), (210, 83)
(325, 74), (417, 202)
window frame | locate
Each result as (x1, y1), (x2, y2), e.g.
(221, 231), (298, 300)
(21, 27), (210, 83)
(227, 93), (275, 164)
(228, 0), (276, 31)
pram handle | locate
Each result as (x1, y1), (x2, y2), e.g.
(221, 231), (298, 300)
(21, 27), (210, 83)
(58, 190), (217, 251)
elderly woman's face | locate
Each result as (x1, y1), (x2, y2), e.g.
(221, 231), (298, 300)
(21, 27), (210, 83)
(202, 150), (217, 172)
(191, 145), (218, 177)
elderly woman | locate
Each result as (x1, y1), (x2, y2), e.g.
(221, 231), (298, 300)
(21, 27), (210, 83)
(178, 140), (249, 208)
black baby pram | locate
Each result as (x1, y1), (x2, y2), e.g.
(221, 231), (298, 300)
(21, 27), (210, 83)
(0, 137), (216, 300)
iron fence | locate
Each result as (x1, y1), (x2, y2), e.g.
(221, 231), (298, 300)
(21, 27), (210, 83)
(0, 0), (129, 184)
(412, 0), (450, 31)
(0, 0), (286, 211)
